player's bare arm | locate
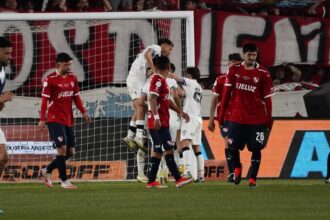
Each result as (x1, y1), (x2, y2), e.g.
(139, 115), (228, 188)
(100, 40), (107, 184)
(144, 49), (156, 77)
(169, 100), (189, 122)
(208, 95), (217, 132)
(149, 93), (161, 130)
(0, 91), (14, 103)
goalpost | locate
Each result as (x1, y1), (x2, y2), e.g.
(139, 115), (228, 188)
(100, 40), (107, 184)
(0, 11), (195, 182)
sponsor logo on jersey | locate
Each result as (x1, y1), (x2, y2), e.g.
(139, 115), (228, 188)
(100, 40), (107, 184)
(235, 83), (256, 92)
(253, 77), (260, 83)
(58, 91), (74, 99)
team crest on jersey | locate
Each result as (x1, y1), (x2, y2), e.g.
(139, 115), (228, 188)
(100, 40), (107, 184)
(43, 81), (48, 88)
(228, 138), (233, 144)
(253, 77), (259, 83)
(71, 82), (74, 88)
(156, 81), (162, 88)
(57, 136), (64, 142)
(182, 130), (187, 136)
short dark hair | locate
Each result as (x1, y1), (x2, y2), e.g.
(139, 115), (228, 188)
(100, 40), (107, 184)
(243, 43), (258, 53)
(186, 67), (200, 81)
(56, 52), (73, 63)
(170, 63), (176, 72)
(228, 53), (242, 61)
(157, 38), (174, 47)
(0, 37), (12, 48)
(153, 55), (170, 71)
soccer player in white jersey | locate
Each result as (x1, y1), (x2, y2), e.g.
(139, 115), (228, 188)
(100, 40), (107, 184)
(171, 67), (204, 182)
(124, 38), (174, 152)
(0, 37), (14, 179)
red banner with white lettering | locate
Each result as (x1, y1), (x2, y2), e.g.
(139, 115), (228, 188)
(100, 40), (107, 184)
(2, 11), (330, 95)
(194, 10), (330, 76)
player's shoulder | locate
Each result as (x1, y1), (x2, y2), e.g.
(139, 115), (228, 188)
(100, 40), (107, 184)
(44, 71), (57, 82)
(68, 72), (77, 79)
(255, 63), (270, 74)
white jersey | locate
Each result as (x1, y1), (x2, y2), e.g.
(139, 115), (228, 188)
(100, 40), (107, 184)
(182, 78), (202, 119)
(128, 45), (161, 82)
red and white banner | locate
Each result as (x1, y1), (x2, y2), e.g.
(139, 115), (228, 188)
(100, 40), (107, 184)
(194, 10), (330, 76)
(1, 11), (330, 94)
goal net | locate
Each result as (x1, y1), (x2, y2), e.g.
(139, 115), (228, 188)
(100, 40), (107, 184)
(0, 11), (194, 182)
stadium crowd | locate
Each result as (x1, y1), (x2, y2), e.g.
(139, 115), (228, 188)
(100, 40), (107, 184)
(0, 0), (329, 90)
(0, 0), (328, 17)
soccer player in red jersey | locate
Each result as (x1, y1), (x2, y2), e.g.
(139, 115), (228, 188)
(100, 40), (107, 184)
(38, 53), (91, 189)
(218, 43), (274, 187)
(208, 53), (242, 183)
(146, 56), (192, 188)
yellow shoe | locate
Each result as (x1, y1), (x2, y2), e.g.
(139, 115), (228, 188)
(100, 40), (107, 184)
(178, 164), (185, 175)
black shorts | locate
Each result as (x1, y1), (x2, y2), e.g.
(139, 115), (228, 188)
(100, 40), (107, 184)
(227, 121), (266, 152)
(220, 120), (229, 138)
(47, 122), (75, 148)
(149, 127), (175, 154)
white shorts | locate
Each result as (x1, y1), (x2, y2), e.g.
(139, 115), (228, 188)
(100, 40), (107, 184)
(169, 110), (180, 140)
(126, 75), (145, 101)
(180, 116), (202, 145)
(0, 128), (7, 145)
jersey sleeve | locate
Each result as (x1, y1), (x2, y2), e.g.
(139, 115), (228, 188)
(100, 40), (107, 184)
(213, 77), (223, 96)
(166, 78), (178, 90)
(262, 71), (275, 99)
(224, 67), (235, 87)
(41, 77), (51, 98)
(73, 75), (80, 96)
(144, 45), (161, 57)
(149, 76), (163, 97)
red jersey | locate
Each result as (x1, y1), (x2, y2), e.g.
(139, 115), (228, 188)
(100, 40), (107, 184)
(148, 74), (170, 129)
(41, 71), (85, 127)
(212, 75), (226, 122)
(223, 63), (274, 125)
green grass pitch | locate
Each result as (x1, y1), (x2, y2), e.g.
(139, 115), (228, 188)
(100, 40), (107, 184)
(0, 180), (329, 220)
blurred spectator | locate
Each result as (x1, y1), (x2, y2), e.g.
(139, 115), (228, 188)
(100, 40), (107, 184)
(88, 0), (112, 12)
(184, 0), (198, 10)
(309, 66), (326, 85)
(307, 0), (329, 18)
(0, 0), (19, 11)
(22, 0), (35, 12)
(110, 0), (132, 11)
(45, 0), (69, 12)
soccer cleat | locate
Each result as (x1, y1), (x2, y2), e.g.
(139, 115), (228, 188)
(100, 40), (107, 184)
(234, 167), (242, 185)
(249, 178), (257, 188)
(137, 175), (149, 183)
(60, 180), (77, 189)
(158, 171), (169, 184)
(133, 137), (147, 153)
(178, 164), (185, 175)
(325, 177), (330, 184)
(176, 177), (193, 188)
(40, 168), (53, 188)
(146, 181), (168, 189)
(227, 173), (235, 183)
(122, 136), (138, 153)
(194, 177), (205, 183)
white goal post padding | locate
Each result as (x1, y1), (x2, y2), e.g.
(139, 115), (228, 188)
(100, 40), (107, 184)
(0, 11), (194, 182)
